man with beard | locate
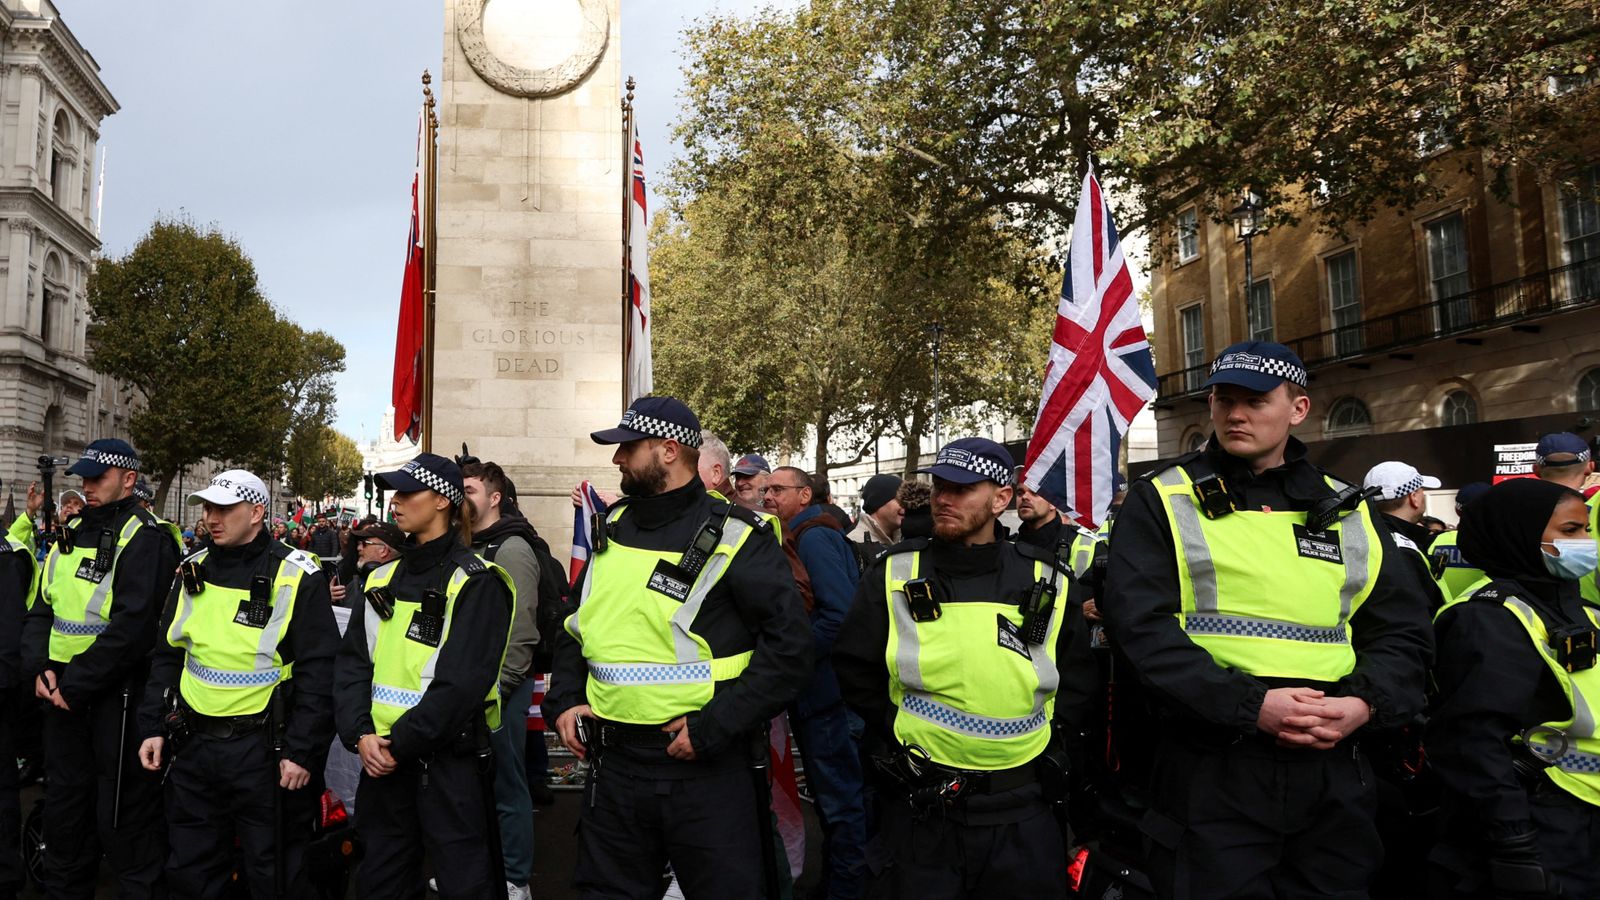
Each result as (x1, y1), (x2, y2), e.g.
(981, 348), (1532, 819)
(834, 437), (1096, 897)
(546, 396), (812, 898)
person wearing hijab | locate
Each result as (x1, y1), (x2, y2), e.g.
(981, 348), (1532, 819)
(1427, 478), (1600, 899)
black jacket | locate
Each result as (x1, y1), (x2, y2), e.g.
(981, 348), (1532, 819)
(833, 534), (1098, 752)
(139, 529), (340, 769)
(0, 543), (33, 688)
(332, 530), (512, 761)
(21, 496), (181, 709)
(542, 477), (813, 766)
(1101, 438), (1434, 736)
(1014, 512), (1073, 553)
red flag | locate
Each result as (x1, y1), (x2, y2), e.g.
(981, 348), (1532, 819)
(392, 109), (426, 442)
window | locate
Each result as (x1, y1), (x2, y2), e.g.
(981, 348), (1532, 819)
(1578, 369), (1600, 411)
(1180, 304), (1205, 391)
(1327, 251), (1361, 355)
(1426, 214), (1471, 330)
(1441, 390), (1478, 426)
(1186, 431), (1207, 453)
(1246, 280), (1274, 341)
(1325, 397), (1372, 437)
(1560, 164), (1600, 302)
(1176, 208), (1199, 263)
(50, 111), (71, 208)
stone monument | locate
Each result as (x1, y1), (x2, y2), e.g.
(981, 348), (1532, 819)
(435, 0), (624, 550)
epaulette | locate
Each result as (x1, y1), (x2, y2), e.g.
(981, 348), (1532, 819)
(1013, 539), (1074, 576)
(1467, 580), (1523, 604)
(1142, 448), (1208, 483)
(451, 547), (489, 576)
(1392, 533), (1420, 553)
(269, 542), (324, 576)
(180, 546), (209, 565)
(128, 506), (160, 528)
(723, 502), (773, 533)
(882, 537), (931, 556)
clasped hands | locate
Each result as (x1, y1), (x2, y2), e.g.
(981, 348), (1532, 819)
(1256, 687), (1370, 750)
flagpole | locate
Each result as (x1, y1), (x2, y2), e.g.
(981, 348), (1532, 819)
(620, 77), (635, 412)
(421, 71), (439, 453)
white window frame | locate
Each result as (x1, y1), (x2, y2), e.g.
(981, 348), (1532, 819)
(1326, 250), (1361, 356)
(1559, 164), (1600, 303)
(1425, 213), (1471, 331)
(1175, 208), (1199, 264)
(1441, 390), (1478, 427)
(1179, 302), (1205, 391)
(1325, 397), (1373, 438)
(1246, 278), (1274, 342)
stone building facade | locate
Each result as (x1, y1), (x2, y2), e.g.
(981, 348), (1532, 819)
(0, 0), (130, 499)
(1149, 137), (1600, 496)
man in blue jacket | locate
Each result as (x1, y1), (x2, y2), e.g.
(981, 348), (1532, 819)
(764, 466), (867, 899)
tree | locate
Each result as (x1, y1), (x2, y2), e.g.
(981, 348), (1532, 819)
(285, 423), (364, 504)
(87, 217), (347, 507)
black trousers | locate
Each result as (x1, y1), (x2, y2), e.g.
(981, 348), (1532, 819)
(864, 791), (1065, 899)
(1141, 737), (1381, 900)
(0, 686), (22, 898)
(41, 689), (166, 900)
(1428, 786), (1600, 899)
(573, 758), (767, 899)
(355, 754), (498, 900)
(164, 730), (316, 900)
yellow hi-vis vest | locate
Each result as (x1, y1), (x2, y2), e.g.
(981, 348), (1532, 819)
(883, 549), (1068, 771)
(1444, 580), (1600, 807)
(363, 554), (515, 736)
(165, 545), (320, 717)
(5, 536), (37, 612)
(565, 503), (763, 725)
(42, 513), (151, 664)
(1430, 530), (1487, 603)
(1151, 465), (1383, 682)
(1582, 495), (1600, 608)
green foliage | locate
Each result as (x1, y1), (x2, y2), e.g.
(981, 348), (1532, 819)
(87, 217), (347, 505)
(285, 422), (364, 503)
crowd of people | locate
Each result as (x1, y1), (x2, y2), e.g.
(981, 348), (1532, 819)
(1, 338), (1598, 900)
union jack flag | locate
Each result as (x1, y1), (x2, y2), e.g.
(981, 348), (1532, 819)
(625, 120), (653, 402)
(1022, 169), (1157, 530)
(569, 481), (609, 588)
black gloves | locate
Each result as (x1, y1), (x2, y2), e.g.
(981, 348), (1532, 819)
(1488, 830), (1563, 899)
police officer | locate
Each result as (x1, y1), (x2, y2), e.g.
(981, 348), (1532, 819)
(1428, 478), (1599, 897)
(833, 437), (1096, 897)
(333, 452), (514, 900)
(1102, 342), (1434, 898)
(1430, 482), (1490, 602)
(1365, 461), (1448, 611)
(136, 470), (339, 898)
(545, 396), (812, 899)
(0, 500), (36, 900)
(20, 438), (182, 899)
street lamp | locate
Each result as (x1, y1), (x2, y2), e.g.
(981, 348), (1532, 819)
(1229, 191), (1265, 335)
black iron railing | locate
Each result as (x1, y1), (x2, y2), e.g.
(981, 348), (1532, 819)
(1155, 257), (1600, 403)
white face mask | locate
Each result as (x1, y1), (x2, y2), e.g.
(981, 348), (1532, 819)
(1541, 539), (1600, 581)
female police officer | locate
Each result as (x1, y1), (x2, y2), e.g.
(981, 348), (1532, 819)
(1428, 478), (1599, 898)
(332, 453), (514, 900)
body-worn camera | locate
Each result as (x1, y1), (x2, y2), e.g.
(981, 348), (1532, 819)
(904, 578), (941, 622)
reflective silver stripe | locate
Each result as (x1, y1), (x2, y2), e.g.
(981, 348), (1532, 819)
(363, 561), (400, 660)
(668, 517), (753, 664)
(418, 568), (467, 691)
(900, 693), (1049, 740)
(254, 559), (300, 671)
(83, 517), (145, 625)
(886, 552), (924, 691)
(167, 549), (210, 651)
(1508, 597), (1598, 737)
(184, 657), (283, 688)
(1030, 562), (1065, 714)
(371, 683), (424, 708)
(1156, 468), (1219, 613)
(1184, 614), (1349, 644)
(589, 660), (713, 685)
(1337, 514), (1371, 624)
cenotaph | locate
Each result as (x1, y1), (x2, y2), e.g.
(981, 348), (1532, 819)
(434, 0), (624, 550)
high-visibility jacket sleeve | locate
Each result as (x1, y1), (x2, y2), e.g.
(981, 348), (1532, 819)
(138, 579), (185, 739)
(332, 591), (377, 750)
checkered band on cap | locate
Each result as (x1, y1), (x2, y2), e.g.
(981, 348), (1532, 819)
(81, 448), (140, 472)
(210, 475), (268, 506)
(619, 410), (703, 448)
(401, 460), (463, 504)
(1210, 351), (1308, 387)
(935, 446), (1014, 485)
(1382, 475), (1425, 500)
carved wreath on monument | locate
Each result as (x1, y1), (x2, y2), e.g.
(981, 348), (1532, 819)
(457, 0), (609, 98)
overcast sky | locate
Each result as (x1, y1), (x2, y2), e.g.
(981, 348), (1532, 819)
(67, 0), (788, 444)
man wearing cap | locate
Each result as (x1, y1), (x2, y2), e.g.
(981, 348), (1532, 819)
(329, 521), (405, 606)
(731, 453), (772, 512)
(1533, 433), (1600, 607)
(1365, 461), (1443, 553)
(136, 470), (339, 897)
(19, 439), (183, 899)
(1429, 483), (1491, 602)
(851, 473), (903, 557)
(834, 437), (1096, 896)
(1102, 342), (1433, 898)
(546, 396), (812, 898)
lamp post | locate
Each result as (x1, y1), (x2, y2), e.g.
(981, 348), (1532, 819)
(926, 321), (945, 453)
(1229, 190), (1265, 335)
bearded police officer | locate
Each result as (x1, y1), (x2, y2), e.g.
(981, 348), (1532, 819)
(136, 470), (339, 898)
(1103, 342), (1433, 898)
(20, 438), (183, 899)
(834, 437), (1096, 897)
(545, 396), (812, 899)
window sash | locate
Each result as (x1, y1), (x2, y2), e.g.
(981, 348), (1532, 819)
(1327, 253), (1361, 354)
(1176, 210), (1199, 262)
(1247, 281), (1274, 341)
(1180, 306), (1204, 390)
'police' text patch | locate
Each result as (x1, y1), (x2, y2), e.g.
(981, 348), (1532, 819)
(647, 559), (692, 603)
(1292, 524), (1343, 564)
(74, 559), (107, 583)
(997, 614), (1032, 660)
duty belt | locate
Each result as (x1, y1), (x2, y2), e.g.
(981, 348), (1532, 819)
(595, 719), (678, 750)
(185, 709), (270, 740)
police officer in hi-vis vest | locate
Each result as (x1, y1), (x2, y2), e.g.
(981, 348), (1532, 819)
(1103, 342), (1434, 898)
(136, 470), (339, 898)
(544, 396), (812, 899)
(333, 452), (514, 900)
(834, 437), (1096, 897)
(0, 497), (36, 900)
(1428, 478), (1600, 898)
(20, 438), (183, 899)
